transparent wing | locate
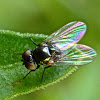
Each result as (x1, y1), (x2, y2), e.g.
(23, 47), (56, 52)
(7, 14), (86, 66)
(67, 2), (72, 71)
(42, 21), (96, 66)
(56, 44), (97, 66)
(43, 21), (86, 45)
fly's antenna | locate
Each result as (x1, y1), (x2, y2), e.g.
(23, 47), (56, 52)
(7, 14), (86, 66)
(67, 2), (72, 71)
(14, 52), (22, 55)
(30, 37), (39, 46)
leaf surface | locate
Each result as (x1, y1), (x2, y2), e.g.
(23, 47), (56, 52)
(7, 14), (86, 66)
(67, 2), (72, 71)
(0, 30), (77, 100)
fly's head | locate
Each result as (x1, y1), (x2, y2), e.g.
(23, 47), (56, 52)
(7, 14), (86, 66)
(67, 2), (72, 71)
(21, 50), (35, 70)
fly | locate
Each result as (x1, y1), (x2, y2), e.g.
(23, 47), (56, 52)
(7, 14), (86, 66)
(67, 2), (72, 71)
(19, 21), (97, 81)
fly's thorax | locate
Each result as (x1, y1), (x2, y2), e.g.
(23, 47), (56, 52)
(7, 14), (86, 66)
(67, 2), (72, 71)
(32, 45), (52, 63)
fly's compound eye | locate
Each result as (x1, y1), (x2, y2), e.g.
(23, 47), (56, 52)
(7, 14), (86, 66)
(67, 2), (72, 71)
(25, 63), (35, 70)
(23, 50), (31, 56)
(22, 50), (33, 63)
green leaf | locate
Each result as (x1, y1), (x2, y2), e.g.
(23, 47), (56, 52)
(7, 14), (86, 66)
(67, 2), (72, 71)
(0, 30), (78, 100)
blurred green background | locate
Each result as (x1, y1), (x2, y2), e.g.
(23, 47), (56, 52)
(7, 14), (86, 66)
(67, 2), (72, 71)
(0, 0), (99, 100)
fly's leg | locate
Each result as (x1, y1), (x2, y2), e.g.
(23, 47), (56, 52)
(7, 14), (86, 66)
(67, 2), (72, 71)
(41, 52), (56, 82)
(23, 70), (33, 79)
(14, 38), (39, 55)
(41, 65), (51, 82)
(30, 37), (39, 46)
(23, 65), (40, 79)
(30, 37), (49, 47)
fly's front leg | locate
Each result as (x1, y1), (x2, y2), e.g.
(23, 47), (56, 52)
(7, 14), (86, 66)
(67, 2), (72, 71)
(30, 37), (40, 46)
(41, 52), (56, 82)
(23, 65), (40, 79)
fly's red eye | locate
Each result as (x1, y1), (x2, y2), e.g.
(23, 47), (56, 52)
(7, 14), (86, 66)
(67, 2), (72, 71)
(23, 50), (31, 56)
(25, 63), (35, 70)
